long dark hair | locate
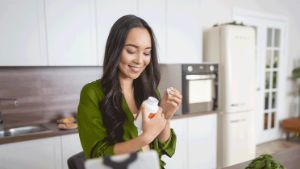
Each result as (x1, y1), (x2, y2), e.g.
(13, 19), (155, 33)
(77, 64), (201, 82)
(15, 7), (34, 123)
(100, 15), (161, 144)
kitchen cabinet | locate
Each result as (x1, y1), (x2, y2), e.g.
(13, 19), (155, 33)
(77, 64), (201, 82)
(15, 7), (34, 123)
(61, 133), (82, 169)
(163, 113), (217, 169)
(0, 136), (62, 169)
(96, 0), (138, 66)
(166, 0), (202, 63)
(45, 0), (98, 66)
(137, 0), (166, 63)
(0, 133), (82, 169)
(0, 0), (47, 66)
(188, 114), (217, 169)
(0, 0), (203, 66)
(138, 0), (202, 64)
(163, 118), (189, 169)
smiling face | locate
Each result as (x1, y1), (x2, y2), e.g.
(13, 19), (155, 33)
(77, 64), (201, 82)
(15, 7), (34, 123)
(118, 27), (152, 80)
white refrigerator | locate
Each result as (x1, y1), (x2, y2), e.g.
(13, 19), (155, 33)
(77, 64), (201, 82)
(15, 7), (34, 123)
(204, 24), (256, 168)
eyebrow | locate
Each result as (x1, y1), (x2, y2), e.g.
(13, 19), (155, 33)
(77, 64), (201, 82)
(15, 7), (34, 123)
(124, 44), (151, 50)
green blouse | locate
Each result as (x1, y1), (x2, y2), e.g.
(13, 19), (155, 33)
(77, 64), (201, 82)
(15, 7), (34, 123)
(77, 80), (176, 169)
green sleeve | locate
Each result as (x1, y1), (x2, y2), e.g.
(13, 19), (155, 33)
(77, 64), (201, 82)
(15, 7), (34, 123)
(156, 89), (162, 100)
(151, 128), (177, 168)
(77, 83), (114, 158)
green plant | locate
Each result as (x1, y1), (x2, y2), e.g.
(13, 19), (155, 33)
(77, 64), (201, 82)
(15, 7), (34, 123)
(245, 154), (285, 169)
(292, 67), (300, 79)
(292, 67), (300, 117)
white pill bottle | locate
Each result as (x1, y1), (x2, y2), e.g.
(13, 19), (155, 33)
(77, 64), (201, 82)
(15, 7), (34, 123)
(134, 96), (159, 135)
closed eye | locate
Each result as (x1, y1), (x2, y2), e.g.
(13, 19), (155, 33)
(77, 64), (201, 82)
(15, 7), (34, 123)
(126, 49), (136, 54)
(144, 49), (151, 56)
(144, 52), (151, 56)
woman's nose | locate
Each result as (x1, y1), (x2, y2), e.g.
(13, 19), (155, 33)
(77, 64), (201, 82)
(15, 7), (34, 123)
(134, 53), (143, 64)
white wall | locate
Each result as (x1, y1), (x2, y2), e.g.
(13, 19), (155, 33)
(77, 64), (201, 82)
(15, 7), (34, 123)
(199, 0), (300, 117)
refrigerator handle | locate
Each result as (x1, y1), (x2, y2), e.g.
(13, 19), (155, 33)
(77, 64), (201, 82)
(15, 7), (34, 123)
(230, 118), (246, 123)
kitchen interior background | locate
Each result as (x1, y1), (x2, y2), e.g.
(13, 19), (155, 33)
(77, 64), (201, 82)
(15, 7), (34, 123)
(1, 0), (300, 126)
(1, 0), (300, 169)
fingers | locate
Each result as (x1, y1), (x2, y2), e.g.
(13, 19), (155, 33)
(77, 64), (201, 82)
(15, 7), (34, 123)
(153, 107), (164, 119)
(167, 87), (182, 99)
(145, 107), (167, 134)
(157, 107), (163, 114)
(167, 100), (179, 108)
(153, 108), (166, 121)
(166, 87), (182, 106)
(168, 95), (181, 104)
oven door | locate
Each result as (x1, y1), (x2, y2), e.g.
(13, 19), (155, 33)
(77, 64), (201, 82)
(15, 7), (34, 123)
(183, 74), (216, 113)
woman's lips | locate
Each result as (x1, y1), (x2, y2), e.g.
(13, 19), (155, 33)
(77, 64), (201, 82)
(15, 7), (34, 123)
(129, 65), (142, 73)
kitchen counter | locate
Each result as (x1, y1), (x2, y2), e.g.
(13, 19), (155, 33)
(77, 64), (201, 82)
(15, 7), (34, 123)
(0, 122), (77, 145)
(173, 111), (217, 120)
(0, 111), (217, 145)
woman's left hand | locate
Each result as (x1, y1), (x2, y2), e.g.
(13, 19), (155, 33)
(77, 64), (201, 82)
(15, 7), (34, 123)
(160, 87), (182, 120)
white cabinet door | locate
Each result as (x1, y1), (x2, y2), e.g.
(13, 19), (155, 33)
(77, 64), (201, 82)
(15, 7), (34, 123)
(45, 0), (98, 66)
(0, 136), (62, 169)
(163, 118), (188, 169)
(96, 0), (138, 66)
(188, 114), (217, 169)
(166, 0), (202, 63)
(137, 0), (166, 63)
(61, 133), (83, 169)
(0, 0), (47, 66)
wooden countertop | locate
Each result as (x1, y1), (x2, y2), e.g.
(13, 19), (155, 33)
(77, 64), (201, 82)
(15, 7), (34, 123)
(0, 111), (217, 145)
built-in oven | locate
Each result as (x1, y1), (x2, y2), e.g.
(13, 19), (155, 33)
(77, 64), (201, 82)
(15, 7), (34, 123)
(182, 64), (218, 114)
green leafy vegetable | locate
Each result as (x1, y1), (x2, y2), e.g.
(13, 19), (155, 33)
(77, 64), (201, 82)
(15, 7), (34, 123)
(245, 154), (285, 169)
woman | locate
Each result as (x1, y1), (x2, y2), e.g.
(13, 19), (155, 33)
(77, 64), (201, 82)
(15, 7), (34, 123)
(77, 15), (182, 169)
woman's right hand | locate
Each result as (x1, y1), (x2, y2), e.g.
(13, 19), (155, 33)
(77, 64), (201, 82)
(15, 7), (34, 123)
(140, 106), (167, 145)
